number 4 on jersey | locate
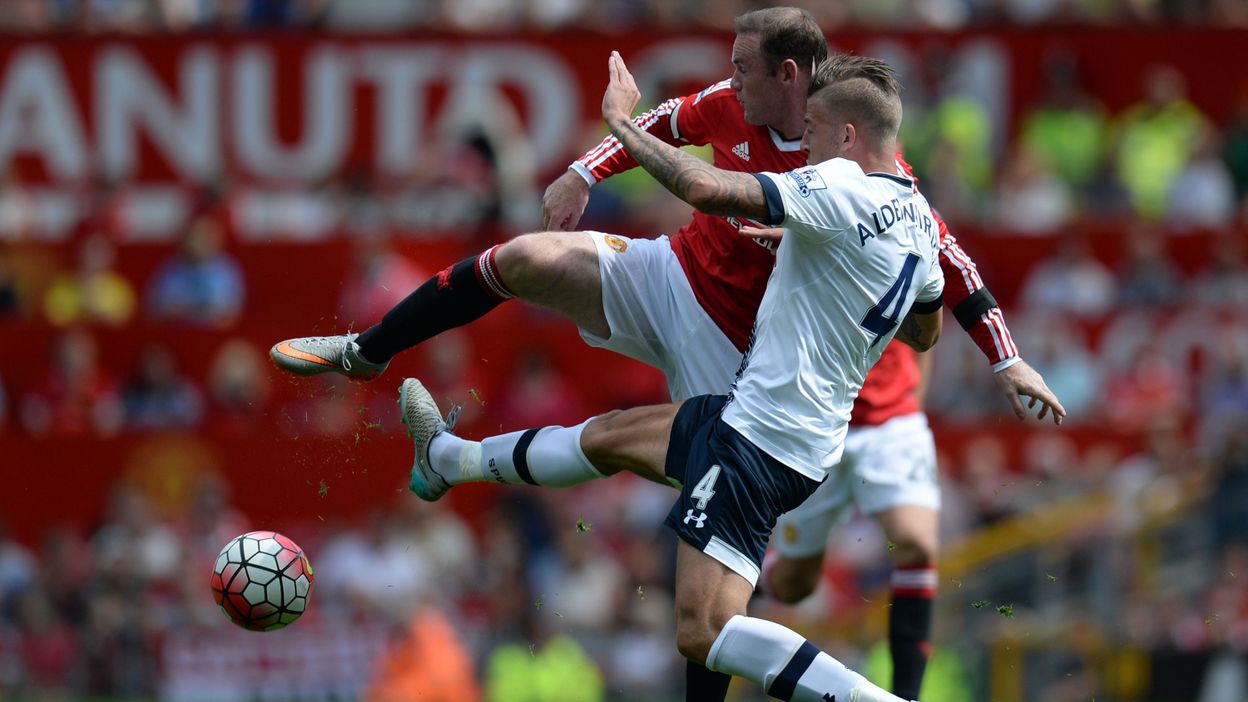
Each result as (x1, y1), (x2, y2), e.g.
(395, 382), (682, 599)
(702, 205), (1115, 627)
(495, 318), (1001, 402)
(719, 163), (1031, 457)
(691, 464), (722, 511)
(860, 252), (921, 347)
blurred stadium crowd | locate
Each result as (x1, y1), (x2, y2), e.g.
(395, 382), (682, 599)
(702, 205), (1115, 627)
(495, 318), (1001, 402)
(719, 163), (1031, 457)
(1, 0), (1248, 31)
(1, 5), (1248, 702)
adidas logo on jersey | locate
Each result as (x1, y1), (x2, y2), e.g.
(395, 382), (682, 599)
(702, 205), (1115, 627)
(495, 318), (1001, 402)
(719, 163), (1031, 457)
(732, 141), (750, 161)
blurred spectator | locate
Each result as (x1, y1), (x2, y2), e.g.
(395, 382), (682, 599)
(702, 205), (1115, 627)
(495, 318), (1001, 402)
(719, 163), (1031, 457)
(434, 99), (542, 234)
(533, 528), (626, 631)
(121, 344), (204, 431)
(0, 0), (1241, 31)
(1109, 419), (1206, 531)
(1165, 130), (1237, 230)
(235, 0), (314, 27)
(1198, 324), (1248, 451)
(484, 633), (605, 702)
(441, 0), (521, 31)
(1114, 65), (1208, 220)
(206, 338), (272, 429)
(992, 144), (1074, 234)
(35, 526), (93, 623)
(1208, 414), (1248, 548)
(0, 0), (58, 31)
(13, 589), (79, 698)
(0, 248), (24, 318)
(903, 51), (994, 217)
(146, 217), (245, 327)
(91, 485), (183, 585)
(172, 471), (249, 569)
(321, 0), (436, 29)
(315, 511), (432, 620)
(1019, 235), (1116, 318)
(43, 235), (136, 327)
(1224, 93), (1248, 201)
(1116, 227), (1181, 309)
(916, 139), (981, 225)
(0, 522), (35, 603)
(1079, 155), (1136, 221)
(1189, 233), (1248, 310)
(1019, 54), (1110, 190)
(364, 606), (482, 702)
(387, 135), (503, 238)
(925, 331), (1003, 421)
(960, 435), (1020, 527)
(78, 0), (168, 31)
(338, 238), (426, 327)
(1017, 314), (1100, 420)
(76, 584), (160, 697)
(1103, 343), (1190, 432)
(388, 499), (478, 593)
(20, 329), (124, 437)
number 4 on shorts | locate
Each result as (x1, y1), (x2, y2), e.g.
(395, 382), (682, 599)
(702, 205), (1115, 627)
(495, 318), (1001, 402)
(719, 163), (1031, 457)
(692, 464), (722, 511)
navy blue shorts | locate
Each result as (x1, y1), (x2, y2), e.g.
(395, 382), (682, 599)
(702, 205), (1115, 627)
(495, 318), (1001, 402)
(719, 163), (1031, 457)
(663, 395), (822, 586)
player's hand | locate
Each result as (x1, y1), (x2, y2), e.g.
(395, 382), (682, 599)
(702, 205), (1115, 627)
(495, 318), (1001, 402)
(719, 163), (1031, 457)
(993, 359), (1066, 425)
(739, 225), (785, 242)
(602, 51), (640, 126)
(543, 170), (591, 231)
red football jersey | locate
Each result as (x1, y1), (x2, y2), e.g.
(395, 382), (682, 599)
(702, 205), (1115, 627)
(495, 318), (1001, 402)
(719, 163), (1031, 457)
(575, 80), (806, 352)
(572, 82), (1019, 426)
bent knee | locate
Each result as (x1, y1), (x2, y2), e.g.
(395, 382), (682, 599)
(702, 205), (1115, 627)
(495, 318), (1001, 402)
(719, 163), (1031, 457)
(675, 618), (719, 664)
(497, 232), (593, 285)
(769, 558), (822, 605)
(889, 534), (939, 568)
(495, 233), (550, 283)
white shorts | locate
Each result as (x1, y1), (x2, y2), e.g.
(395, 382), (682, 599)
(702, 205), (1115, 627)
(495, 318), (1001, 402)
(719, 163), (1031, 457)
(772, 412), (939, 559)
(579, 232), (743, 401)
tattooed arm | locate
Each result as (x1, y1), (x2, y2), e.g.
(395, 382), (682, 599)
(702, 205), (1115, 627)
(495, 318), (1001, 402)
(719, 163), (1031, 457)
(895, 308), (942, 352)
(601, 51), (771, 222)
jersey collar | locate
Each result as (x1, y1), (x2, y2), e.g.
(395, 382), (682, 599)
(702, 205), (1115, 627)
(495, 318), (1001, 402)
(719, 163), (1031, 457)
(866, 171), (915, 188)
(766, 126), (804, 152)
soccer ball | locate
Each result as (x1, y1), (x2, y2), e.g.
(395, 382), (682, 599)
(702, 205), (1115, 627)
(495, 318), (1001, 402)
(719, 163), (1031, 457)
(210, 530), (314, 631)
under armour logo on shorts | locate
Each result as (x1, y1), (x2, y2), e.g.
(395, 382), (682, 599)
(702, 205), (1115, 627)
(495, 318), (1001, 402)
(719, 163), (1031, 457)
(684, 510), (708, 528)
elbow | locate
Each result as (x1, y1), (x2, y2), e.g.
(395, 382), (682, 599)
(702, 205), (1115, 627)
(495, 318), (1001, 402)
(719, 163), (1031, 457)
(684, 176), (719, 212)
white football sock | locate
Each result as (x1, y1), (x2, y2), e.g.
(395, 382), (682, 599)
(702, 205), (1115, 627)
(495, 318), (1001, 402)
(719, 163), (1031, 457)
(428, 419), (603, 487)
(707, 615), (906, 702)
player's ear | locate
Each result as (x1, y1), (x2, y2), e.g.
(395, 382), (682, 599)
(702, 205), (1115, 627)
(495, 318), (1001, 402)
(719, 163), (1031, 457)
(843, 123), (856, 149)
(780, 58), (800, 84)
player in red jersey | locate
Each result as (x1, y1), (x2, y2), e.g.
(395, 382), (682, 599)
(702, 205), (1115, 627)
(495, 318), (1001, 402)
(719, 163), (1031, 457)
(271, 9), (1063, 699)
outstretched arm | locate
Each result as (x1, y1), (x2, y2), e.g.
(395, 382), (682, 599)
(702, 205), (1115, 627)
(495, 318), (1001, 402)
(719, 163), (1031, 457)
(933, 214), (1065, 424)
(601, 51), (772, 222)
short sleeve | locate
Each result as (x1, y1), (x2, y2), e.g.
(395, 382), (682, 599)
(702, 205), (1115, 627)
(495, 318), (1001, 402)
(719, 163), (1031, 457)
(914, 257), (944, 310)
(756, 159), (863, 243)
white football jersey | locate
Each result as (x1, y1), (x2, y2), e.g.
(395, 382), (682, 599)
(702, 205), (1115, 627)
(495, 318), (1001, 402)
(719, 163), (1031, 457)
(721, 157), (944, 481)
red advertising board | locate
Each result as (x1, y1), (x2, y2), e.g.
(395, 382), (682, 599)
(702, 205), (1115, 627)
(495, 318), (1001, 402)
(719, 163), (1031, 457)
(0, 29), (1241, 190)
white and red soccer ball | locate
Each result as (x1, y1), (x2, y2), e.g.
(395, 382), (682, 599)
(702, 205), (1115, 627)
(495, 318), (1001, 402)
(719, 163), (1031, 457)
(211, 531), (314, 631)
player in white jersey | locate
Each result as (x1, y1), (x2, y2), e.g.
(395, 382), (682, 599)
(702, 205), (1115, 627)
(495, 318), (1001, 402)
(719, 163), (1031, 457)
(400, 53), (940, 702)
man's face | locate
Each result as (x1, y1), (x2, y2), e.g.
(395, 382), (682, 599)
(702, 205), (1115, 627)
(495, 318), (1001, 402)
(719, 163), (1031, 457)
(729, 33), (786, 127)
(800, 99), (844, 165)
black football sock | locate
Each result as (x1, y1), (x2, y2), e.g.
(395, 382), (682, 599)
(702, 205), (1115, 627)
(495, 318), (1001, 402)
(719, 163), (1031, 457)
(355, 245), (513, 363)
(889, 566), (937, 700)
(686, 659), (732, 702)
